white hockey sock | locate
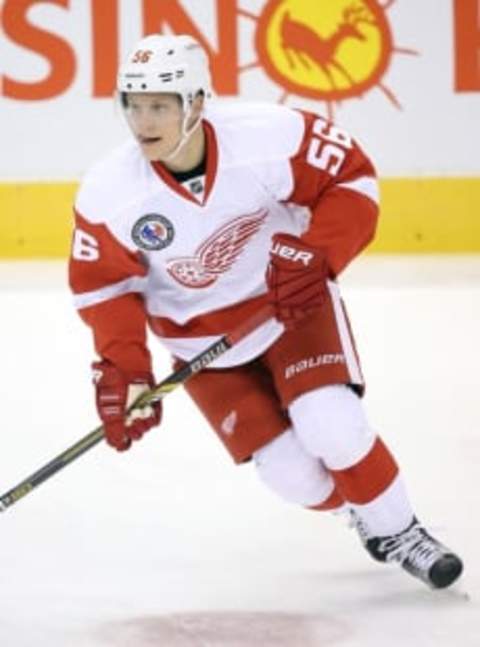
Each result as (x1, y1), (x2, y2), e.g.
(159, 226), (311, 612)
(349, 473), (415, 538)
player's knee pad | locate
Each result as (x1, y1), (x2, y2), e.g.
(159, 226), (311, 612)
(252, 429), (335, 507)
(289, 384), (376, 470)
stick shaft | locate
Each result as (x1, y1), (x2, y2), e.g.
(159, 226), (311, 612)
(0, 304), (273, 511)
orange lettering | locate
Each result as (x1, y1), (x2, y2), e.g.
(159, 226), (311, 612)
(2, 0), (76, 100)
(142, 0), (239, 95)
(453, 0), (480, 91)
(91, 0), (119, 97)
(132, 50), (154, 64)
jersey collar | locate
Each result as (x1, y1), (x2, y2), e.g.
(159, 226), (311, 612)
(150, 119), (218, 206)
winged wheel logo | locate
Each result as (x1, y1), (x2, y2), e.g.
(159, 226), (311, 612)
(167, 209), (268, 288)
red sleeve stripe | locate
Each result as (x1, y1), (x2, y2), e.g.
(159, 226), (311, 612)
(72, 275), (147, 310)
(337, 176), (379, 204)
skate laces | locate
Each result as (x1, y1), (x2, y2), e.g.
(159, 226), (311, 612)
(377, 524), (444, 570)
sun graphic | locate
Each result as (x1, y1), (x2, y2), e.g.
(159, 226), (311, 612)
(237, 0), (418, 119)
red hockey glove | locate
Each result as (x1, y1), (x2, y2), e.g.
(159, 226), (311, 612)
(266, 233), (329, 329)
(92, 360), (162, 451)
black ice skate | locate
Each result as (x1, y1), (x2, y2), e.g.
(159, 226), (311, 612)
(351, 514), (463, 589)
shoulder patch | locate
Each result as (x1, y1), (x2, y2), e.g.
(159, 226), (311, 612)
(132, 214), (175, 251)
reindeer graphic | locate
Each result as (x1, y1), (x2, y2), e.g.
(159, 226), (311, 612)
(280, 4), (376, 89)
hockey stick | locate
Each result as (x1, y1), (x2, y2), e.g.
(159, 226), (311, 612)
(0, 304), (273, 512)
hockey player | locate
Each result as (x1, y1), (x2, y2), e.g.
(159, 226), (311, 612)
(69, 34), (463, 590)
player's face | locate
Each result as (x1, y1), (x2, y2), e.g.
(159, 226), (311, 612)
(124, 93), (184, 161)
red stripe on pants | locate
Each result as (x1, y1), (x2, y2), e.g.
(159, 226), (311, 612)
(330, 437), (399, 505)
(308, 487), (345, 511)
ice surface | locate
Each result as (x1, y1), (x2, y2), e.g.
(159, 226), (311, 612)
(0, 257), (478, 647)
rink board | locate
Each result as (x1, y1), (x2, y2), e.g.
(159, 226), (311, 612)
(1, 177), (479, 257)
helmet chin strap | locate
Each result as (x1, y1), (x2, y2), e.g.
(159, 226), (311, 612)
(162, 104), (203, 163)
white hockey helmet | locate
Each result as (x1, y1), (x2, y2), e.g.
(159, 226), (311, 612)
(117, 34), (211, 106)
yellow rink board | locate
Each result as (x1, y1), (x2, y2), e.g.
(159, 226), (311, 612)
(0, 178), (479, 258)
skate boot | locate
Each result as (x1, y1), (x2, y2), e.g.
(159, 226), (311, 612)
(351, 514), (463, 589)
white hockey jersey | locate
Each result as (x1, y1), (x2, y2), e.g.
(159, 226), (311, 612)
(69, 101), (379, 373)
